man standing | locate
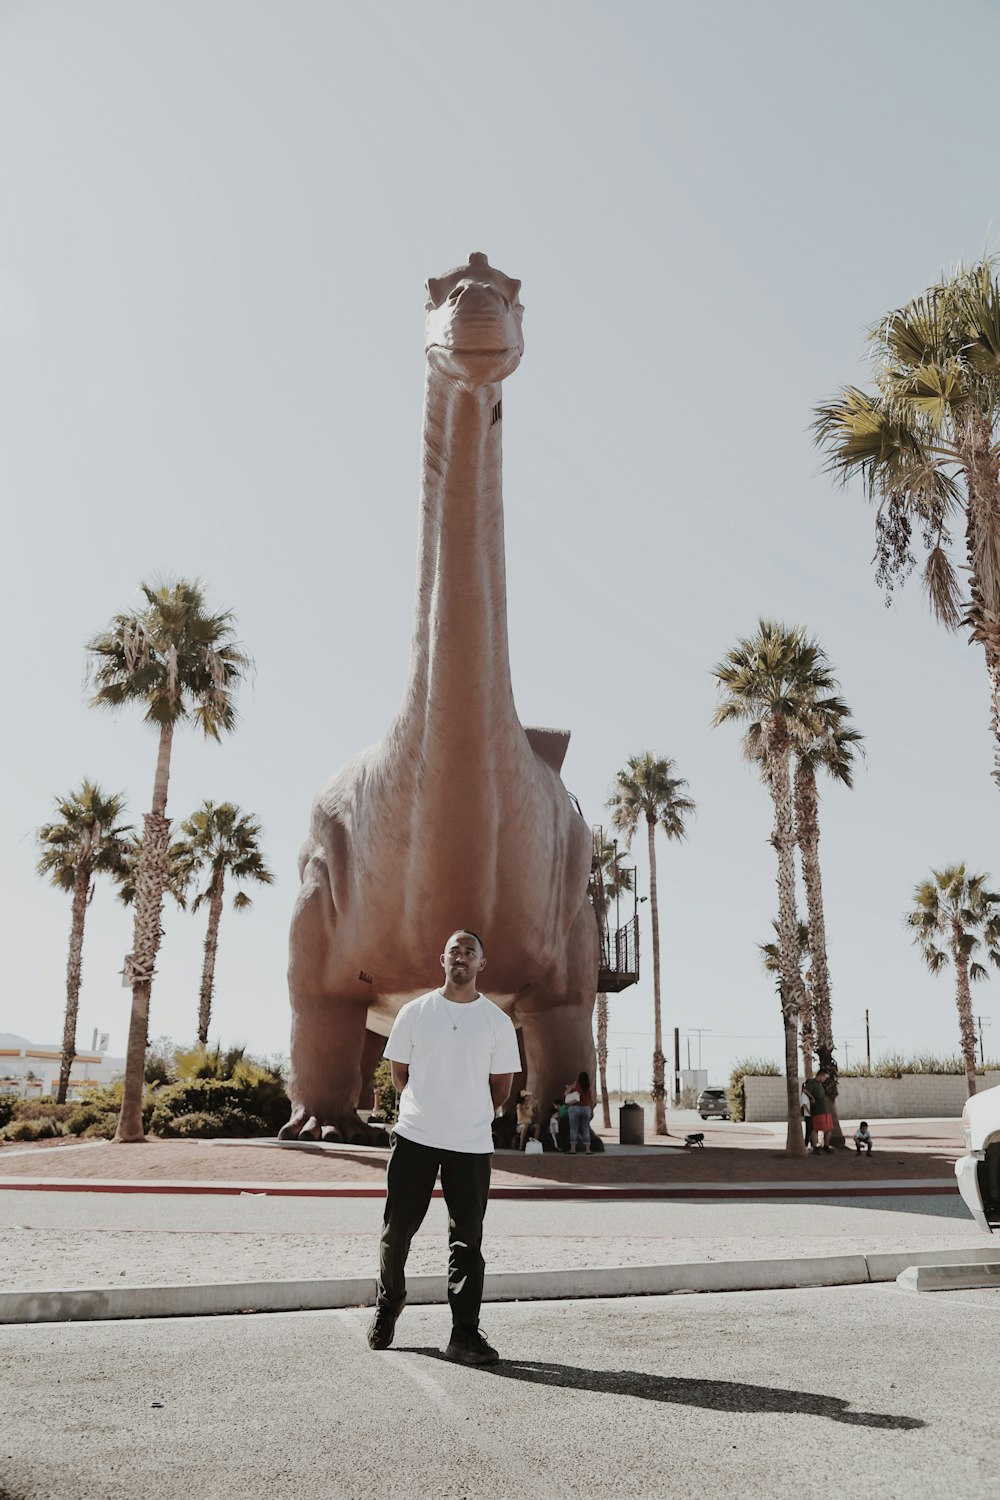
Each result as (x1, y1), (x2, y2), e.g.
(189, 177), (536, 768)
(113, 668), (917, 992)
(368, 930), (520, 1365)
(804, 1068), (834, 1154)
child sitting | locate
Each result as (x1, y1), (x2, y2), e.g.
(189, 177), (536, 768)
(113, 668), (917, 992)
(853, 1121), (873, 1154)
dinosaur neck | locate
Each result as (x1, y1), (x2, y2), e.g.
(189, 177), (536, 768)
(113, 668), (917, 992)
(398, 370), (520, 749)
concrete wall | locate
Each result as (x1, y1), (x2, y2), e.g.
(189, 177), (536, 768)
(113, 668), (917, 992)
(743, 1071), (1000, 1122)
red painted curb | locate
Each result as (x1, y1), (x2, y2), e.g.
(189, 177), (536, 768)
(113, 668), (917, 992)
(0, 1180), (956, 1200)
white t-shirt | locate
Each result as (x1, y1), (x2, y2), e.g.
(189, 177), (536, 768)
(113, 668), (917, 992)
(384, 989), (521, 1154)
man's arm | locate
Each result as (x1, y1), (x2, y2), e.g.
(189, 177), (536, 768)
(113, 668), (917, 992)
(391, 1062), (409, 1094)
(490, 1072), (514, 1111)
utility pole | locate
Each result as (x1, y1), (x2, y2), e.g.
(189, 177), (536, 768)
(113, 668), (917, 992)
(865, 1009), (871, 1075)
(622, 1047), (633, 1096)
(843, 1040), (850, 1069)
(977, 1015), (989, 1070)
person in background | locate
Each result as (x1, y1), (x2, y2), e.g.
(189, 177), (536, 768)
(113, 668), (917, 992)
(803, 1068), (833, 1154)
(568, 1070), (594, 1155)
(853, 1120), (873, 1155)
(800, 1082), (813, 1152)
(548, 1100), (561, 1151)
(515, 1090), (538, 1151)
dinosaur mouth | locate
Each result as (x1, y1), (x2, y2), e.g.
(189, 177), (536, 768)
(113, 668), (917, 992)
(429, 344), (517, 356)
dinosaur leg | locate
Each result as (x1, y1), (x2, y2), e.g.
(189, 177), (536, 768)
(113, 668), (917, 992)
(282, 864), (375, 1145)
(518, 998), (597, 1125)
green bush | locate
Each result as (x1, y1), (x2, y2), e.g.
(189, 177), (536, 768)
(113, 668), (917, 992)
(144, 1035), (177, 1086)
(0, 1117), (63, 1142)
(0, 1097), (14, 1128)
(141, 1055), (289, 1139)
(170, 1111), (225, 1138)
(372, 1058), (397, 1120)
(11, 1099), (80, 1123)
(727, 1056), (780, 1124)
(838, 1052), (1000, 1079)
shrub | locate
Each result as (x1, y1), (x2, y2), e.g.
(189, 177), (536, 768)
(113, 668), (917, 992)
(727, 1056), (780, 1124)
(142, 1058), (289, 1139)
(144, 1035), (177, 1086)
(0, 1097), (14, 1129)
(170, 1111), (225, 1138)
(11, 1099), (80, 1123)
(0, 1117), (63, 1142)
(372, 1058), (397, 1120)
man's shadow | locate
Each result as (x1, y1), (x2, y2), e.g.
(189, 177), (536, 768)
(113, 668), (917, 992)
(400, 1349), (924, 1430)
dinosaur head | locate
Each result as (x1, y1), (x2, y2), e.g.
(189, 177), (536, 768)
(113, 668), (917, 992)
(425, 252), (524, 386)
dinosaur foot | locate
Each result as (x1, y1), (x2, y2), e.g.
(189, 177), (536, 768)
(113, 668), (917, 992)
(278, 1104), (387, 1149)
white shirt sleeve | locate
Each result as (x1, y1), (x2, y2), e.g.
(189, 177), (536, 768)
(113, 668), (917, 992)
(490, 1012), (522, 1075)
(384, 1003), (414, 1065)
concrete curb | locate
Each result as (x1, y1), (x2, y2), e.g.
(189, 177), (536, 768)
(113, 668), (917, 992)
(895, 1258), (1000, 1293)
(0, 1176), (958, 1201)
(4, 1245), (1000, 1325)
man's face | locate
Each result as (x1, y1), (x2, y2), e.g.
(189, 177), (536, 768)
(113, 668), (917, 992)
(440, 931), (485, 986)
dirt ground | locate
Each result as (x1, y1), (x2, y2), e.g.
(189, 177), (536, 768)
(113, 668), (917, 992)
(0, 1115), (963, 1186)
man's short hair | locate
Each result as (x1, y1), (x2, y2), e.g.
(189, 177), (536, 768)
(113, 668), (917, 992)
(447, 928), (484, 951)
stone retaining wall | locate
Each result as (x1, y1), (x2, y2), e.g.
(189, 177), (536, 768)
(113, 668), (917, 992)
(743, 1071), (1000, 1122)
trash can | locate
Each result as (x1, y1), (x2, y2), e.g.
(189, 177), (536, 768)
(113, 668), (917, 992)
(619, 1101), (645, 1146)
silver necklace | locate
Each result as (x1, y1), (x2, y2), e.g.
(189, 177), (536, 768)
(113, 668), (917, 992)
(447, 992), (479, 1029)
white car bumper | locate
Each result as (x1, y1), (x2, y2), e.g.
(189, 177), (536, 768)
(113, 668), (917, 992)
(955, 1154), (993, 1234)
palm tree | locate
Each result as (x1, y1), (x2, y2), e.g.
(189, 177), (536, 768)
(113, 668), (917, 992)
(591, 831), (635, 1128)
(35, 783), (132, 1102)
(907, 865), (1000, 1096)
(172, 801), (274, 1044)
(813, 259), (1000, 787)
(759, 919), (813, 1078)
(86, 579), (250, 1142)
(712, 621), (839, 1156)
(793, 704), (864, 1144)
(606, 753), (694, 1136)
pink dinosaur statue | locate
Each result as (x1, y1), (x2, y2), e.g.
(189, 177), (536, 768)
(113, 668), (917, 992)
(281, 253), (598, 1143)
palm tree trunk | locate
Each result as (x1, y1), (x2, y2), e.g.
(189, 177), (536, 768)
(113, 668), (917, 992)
(115, 723), (174, 1144)
(799, 973), (815, 1081)
(770, 734), (806, 1156)
(951, 920), (979, 1096)
(960, 420), (1000, 791)
(58, 863), (91, 1104)
(197, 877), (225, 1046)
(646, 816), (667, 1136)
(795, 760), (843, 1144)
(596, 993), (611, 1128)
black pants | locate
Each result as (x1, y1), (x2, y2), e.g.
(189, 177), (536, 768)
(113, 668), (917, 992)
(378, 1131), (492, 1331)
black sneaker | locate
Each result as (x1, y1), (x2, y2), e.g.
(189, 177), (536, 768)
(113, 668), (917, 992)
(444, 1325), (500, 1366)
(367, 1294), (405, 1350)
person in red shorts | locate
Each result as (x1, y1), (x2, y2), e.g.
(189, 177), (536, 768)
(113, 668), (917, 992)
(804, 1068), (834, 1153)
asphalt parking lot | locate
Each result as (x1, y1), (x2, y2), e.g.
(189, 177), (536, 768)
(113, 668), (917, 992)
(2, 1281), (998, 1500)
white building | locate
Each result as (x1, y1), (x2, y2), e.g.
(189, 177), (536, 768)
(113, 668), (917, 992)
(0, 1033), (124, 1098)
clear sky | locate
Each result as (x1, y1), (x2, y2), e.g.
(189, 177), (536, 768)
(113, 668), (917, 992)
(3, 0), (999, 1087)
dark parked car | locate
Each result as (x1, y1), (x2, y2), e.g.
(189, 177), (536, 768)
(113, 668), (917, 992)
(696, 1087), (730, 1121)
